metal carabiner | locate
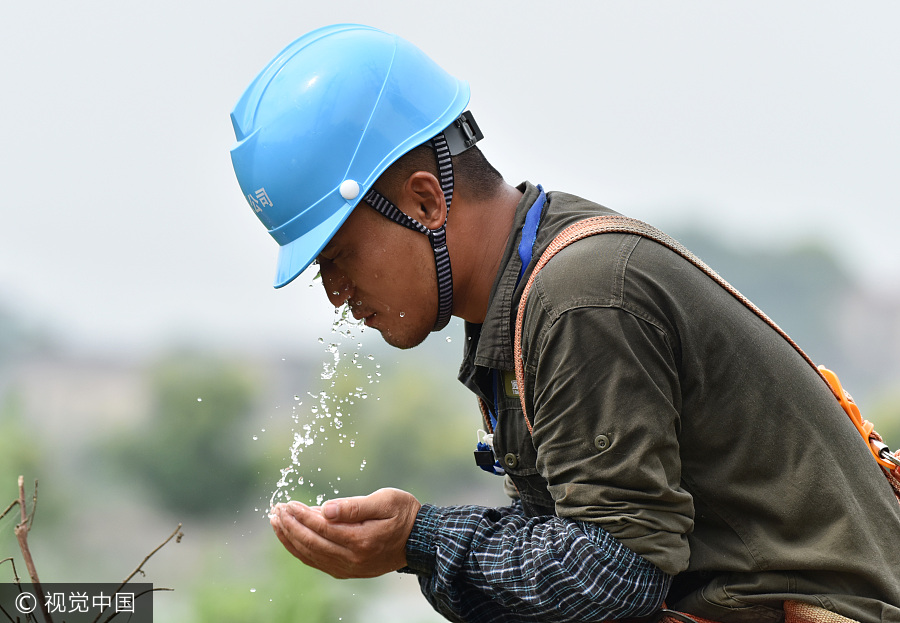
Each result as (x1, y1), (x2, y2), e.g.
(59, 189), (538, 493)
(870, 439), (900, 469)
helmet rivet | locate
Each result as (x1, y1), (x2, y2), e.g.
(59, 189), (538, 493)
(339, 180), (360, 201)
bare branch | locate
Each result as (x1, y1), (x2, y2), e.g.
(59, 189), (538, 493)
(0, 499), (17, 523)
(27, 480), (38, 531)
(5, 478), (181, 623)
(17, 476), (26, 525)
(0, 557), (21, 583)
(12, 476), (52, 623)
(116, 523), (183, 590)
(0, 559), (33, 623)
(91, 524), (183, 623)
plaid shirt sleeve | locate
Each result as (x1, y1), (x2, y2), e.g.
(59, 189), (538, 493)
(399, 501), (671, 623)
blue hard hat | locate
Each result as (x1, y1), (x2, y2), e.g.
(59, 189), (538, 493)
(230, 24), (471, 288)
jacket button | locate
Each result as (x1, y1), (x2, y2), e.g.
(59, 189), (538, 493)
(504, 453), (519, 468)
(594, 434), (611, 452)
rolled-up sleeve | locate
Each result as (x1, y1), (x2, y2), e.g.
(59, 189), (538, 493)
(527, 303), (694, 575)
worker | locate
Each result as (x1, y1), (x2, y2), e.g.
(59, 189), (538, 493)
(229, 24), (900, 623)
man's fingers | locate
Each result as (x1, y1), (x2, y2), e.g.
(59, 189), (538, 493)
(321, 488), (415, 524)
(322, 497), (363, 522)
(270, 510), (313, 563)
(280, 503), (346, 550)
(268, 489), (421, 579)
(273, 505), (358, 575)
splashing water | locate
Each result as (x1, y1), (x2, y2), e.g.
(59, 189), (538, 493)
(268, 304), (378, 512)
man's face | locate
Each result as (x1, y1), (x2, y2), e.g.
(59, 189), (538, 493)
(316, 204), (439, 349)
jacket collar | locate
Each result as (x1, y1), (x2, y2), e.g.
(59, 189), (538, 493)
(458, 182), (542, 394)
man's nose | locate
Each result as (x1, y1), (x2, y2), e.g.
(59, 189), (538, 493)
(319, 260), (353, 308)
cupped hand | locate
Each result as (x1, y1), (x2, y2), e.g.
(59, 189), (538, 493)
(270, 487), (422, 579)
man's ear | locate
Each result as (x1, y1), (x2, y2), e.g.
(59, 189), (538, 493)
(401, 171), (447, 230)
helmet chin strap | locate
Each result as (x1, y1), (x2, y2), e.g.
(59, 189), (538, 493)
(362, 131), (454, 332)
(361, 112), (483, 332)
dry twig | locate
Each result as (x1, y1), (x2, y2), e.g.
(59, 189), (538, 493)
(10, 476), (52, 623)
(0, 557), (23, 623)
(3, 476), (183, 623)
(90, 523), (183, 623)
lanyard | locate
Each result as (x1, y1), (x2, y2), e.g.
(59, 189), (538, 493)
(516, 185), (547, 287)
(477, 186), (547, 474)
(494, 184), (547, 429)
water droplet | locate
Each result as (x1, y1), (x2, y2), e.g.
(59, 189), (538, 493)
(250, 588), (256, 593)
(197, 397), (202, 402)
(252, 435), (258, 441)
(399, 311), (405, 317)
(446, 336), (452, 343)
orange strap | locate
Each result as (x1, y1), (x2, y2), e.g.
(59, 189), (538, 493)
(514, 216), (900, 484)
(651, 600), (862, 623)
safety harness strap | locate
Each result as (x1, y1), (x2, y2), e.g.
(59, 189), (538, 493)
(513, 215), (900, 490)
(648, 600), (865, 623)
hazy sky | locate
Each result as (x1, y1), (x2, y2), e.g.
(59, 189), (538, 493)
(2, 1), (898, 356)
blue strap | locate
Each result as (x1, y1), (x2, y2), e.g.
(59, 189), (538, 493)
(516, 185), (546, 287)
(476, 186), (547, 476)
(476, 369), (504, 475)
(490, 369), (501, 430)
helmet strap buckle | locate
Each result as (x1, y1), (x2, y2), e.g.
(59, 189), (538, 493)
(443, 111), (484, 156)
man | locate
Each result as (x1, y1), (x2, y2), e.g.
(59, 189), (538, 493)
(230, 24), (900, 622)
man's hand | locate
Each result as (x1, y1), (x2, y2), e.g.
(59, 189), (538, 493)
(269, 487), (422, 579)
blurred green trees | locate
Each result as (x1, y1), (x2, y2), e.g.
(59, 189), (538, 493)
(189, 538), (343, 623)
(0, 391), (41, 487)
(110, 354), (266, 517)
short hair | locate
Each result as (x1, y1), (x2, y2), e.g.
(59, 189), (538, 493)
(375, 143), (504, 204)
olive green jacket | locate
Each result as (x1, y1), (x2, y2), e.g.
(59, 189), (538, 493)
(458, 182), (900, 622)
